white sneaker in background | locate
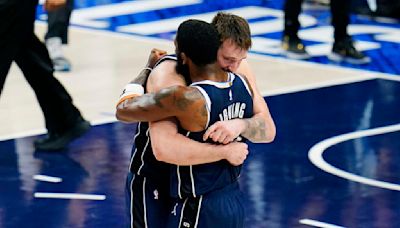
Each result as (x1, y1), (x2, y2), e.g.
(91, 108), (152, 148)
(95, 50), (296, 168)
(46, 37), (72, 72)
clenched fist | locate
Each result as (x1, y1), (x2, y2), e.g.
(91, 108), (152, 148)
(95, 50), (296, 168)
(221, 142), (248, 166)
(146, 48), (167, 69)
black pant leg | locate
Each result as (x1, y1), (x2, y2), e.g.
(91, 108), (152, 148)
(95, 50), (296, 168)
(0, 61), (12, 94)
(330, 0), (350, 42)
(14, 34), (83, 134)
(45, 0), (74, 44)
(0, 0), (32, 94)
(1, 0), (83, 134)
(283, 0), (304, 37)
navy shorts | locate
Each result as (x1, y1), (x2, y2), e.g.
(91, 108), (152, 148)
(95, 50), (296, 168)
(126, 172), (172, 228)
(167, 182), (245, 228)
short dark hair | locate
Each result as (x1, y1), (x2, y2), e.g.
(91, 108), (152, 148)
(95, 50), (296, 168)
(211, 12), (252, 50)
(176, 19), (220, 66)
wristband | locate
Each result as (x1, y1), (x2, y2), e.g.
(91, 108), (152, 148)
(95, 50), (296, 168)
(123, 83), (144, 96)
(143, 67), (153, 72)
(117, 83), (144, 106)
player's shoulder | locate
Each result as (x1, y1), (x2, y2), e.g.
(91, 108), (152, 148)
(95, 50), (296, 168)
(148, 60), (185, 92)
(166, 85), (205, 107)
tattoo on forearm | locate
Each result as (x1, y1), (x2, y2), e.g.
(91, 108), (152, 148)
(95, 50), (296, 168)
(131, 69), (151, 86)
(242, 117), (267, 141)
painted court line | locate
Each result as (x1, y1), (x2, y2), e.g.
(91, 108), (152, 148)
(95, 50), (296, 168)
(71, 0), (202, 28)
(34, 192), (106, 200)
(308, 123), (400, 191)
(300, 219), (345, 228)
(33, 175), (62, 183)
(265, 76), (375, 97)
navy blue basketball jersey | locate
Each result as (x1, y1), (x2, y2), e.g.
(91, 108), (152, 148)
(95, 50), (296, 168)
(170, 72), (254, 199)
(129, 54), (178, 180)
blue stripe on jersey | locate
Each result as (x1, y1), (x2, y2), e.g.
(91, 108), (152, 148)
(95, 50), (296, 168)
(171, 72), (254, 198)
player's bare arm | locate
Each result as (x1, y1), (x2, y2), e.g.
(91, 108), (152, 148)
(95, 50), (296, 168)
(116, 84), (207, 132)
(238, 59), (276, 142)
(150, 119), (248, 166)
(204, 59), (276, 143)
(130, 48), (167, 86)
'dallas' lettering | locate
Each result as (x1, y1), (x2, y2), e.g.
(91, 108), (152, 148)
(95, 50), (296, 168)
(219, 102), (246, 121)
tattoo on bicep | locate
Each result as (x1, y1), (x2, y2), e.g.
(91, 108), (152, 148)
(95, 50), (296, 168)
(153, 89), (173, 108)
(200, 104), (208, 117)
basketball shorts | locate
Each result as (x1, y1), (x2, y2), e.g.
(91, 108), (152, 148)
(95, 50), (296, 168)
(167, 182), (245, 228)
(126, 172), (172, 228)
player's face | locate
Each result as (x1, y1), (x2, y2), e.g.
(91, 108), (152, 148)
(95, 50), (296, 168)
(217, 39), (248, 72)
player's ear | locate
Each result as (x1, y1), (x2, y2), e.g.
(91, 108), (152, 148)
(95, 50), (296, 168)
(181, 52), (188, 64)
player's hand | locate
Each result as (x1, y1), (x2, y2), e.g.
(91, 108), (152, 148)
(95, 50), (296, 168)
(146, 48), (167, 69)
(44, 0), (66, 11)
(222, 142), (248, 166)
(203, 119), (246, 144)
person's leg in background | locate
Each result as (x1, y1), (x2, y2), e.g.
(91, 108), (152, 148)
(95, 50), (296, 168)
(45, 0), (74, 72)
(1, 0), (90, 151)
(282, 0), (310, 59)
(329, 0), (371, 64)
(0, 0), (29, 94)
(15, 33), (90, 151)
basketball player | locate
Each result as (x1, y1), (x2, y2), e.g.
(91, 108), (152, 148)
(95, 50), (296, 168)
(117, 13), (276, 227)
(120, 50), (253, 228)
(119, 12), (275, 144)
(118, 19), (254, 227)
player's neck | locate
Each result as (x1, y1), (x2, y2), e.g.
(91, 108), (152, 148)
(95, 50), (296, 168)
(190, 63), (227, 82)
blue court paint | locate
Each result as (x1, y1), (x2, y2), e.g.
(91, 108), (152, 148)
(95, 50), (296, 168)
(36, 0), (400, 75)
(240, 79), (400, 227)
(0, 123), (136, 227)
(1, 79), (399, 227)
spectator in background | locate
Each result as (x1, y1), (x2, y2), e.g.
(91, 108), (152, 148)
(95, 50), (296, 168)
(282, 0), (371, 64)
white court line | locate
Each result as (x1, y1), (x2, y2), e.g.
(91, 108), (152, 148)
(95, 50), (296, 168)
(265, 76), (375, 97)
(34, 192), (106, 200)
(300, 219), (345, 228)
(308, 123), (400, 191)
(71, 0), (202, 28)
(376, 74), (400, 82)
(33, 175), (62, 183)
